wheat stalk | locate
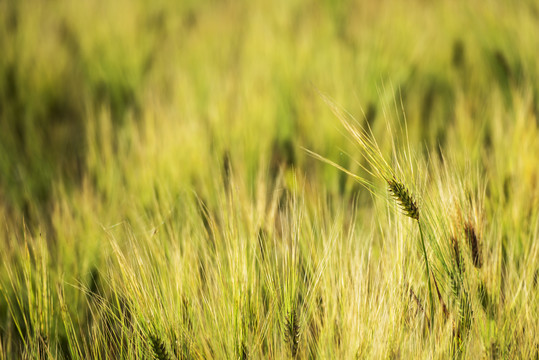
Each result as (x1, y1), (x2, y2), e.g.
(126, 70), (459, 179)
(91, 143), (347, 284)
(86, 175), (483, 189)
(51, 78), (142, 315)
(306, 95), (440, 330)
(431, 270), (449, 321)
(407, 284), (430, 330)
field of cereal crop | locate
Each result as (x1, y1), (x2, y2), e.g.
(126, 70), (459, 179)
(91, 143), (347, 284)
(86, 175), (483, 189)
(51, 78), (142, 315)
(1, 1), (538, 358)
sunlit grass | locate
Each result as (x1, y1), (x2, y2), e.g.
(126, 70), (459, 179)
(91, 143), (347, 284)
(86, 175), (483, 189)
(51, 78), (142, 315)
(1, 0), (539, 358)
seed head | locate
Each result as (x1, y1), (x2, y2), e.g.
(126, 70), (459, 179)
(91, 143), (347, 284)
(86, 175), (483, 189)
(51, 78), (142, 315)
(464, 222), (482, 268)
(387, 178), (419, 220)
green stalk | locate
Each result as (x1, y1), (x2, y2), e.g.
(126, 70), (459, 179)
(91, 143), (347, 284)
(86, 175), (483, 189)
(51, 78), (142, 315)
(418, 220), (434, 330)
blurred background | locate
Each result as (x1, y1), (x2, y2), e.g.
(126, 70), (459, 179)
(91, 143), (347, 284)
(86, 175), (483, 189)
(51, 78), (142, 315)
(1, 0), (538, 226)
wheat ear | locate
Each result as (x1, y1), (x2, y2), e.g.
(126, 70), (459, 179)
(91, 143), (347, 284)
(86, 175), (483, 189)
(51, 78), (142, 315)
(387, 177), (419, 220)
(150, 333), (172, 360)
(284, 307), (300, 358)
(464, 222), (482, 268)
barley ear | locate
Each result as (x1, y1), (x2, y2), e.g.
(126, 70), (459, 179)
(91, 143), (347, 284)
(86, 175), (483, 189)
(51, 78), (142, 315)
(150, 333), (172, 360)
(464, 222), (482, 268)
(387, 178), (419, 221)
(284, 307), (300, 358)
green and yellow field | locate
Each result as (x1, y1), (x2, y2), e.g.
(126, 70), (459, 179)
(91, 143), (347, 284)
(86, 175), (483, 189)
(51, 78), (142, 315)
(1, 0), (538, 358)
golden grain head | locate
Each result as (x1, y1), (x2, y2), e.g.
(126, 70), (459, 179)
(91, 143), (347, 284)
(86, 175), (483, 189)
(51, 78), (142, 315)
(387, 178), (420, 221)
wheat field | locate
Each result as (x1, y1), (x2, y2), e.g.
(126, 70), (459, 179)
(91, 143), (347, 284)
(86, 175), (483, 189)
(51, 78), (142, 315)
(1, 0), (538, 359)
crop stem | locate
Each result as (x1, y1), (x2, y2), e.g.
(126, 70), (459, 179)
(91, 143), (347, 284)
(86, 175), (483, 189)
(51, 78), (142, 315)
(418, 220), (434, 331)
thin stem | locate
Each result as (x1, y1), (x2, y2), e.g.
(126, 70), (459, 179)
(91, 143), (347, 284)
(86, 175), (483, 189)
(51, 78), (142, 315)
(418, 220), (434, 330)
